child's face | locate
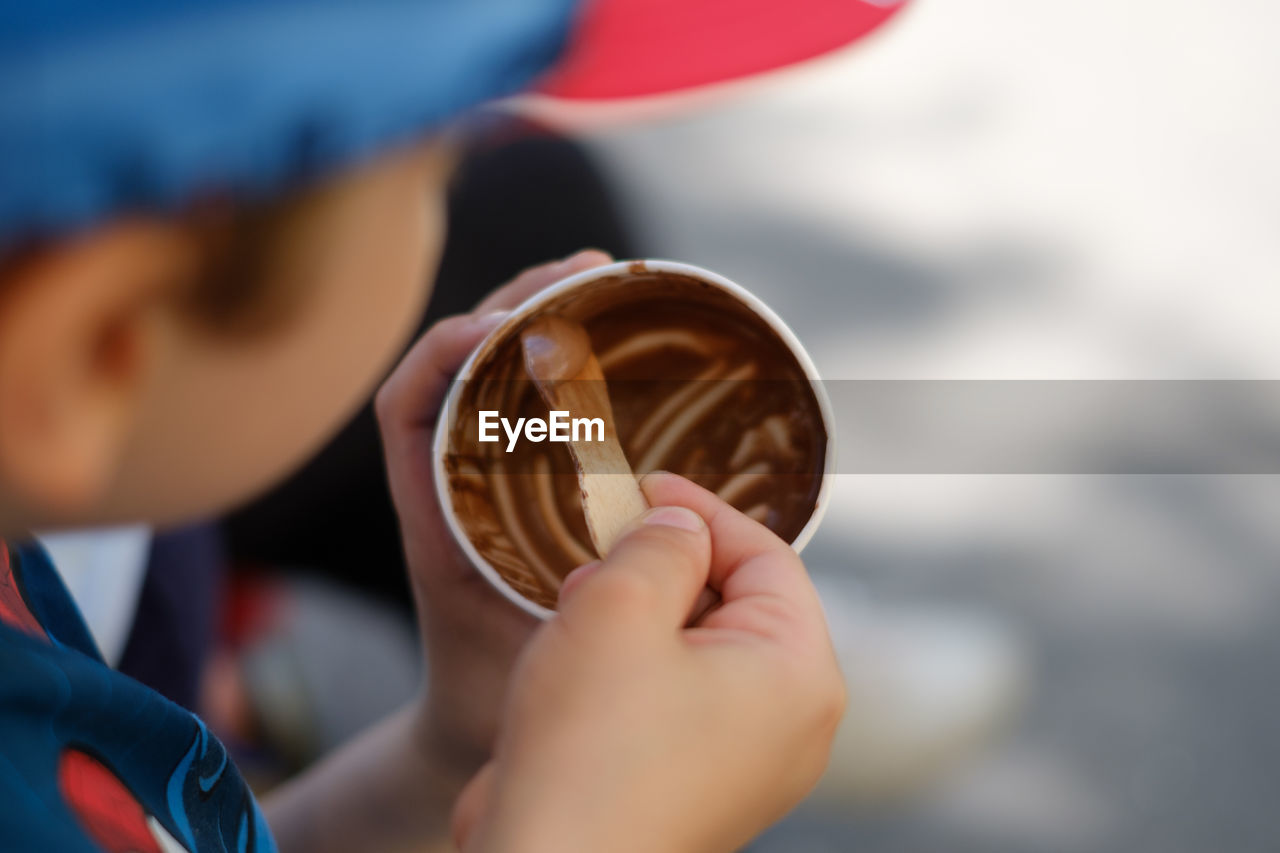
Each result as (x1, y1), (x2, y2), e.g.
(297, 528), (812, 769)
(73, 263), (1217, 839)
(0, 140), (453, 534)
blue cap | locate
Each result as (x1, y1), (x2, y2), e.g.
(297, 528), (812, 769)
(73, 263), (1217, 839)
(0, 0), (577, 245)
(1, 0), (909, 248)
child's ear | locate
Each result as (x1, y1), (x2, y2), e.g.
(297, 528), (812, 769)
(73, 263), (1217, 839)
(0, 221), (196, 519)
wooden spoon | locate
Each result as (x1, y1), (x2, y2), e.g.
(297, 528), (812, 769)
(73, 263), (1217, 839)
(521, 313), (722, 623)
(521, 314), (647, 557)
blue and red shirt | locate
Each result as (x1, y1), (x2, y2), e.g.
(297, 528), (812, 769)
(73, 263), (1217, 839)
(0, 539), (274, 853)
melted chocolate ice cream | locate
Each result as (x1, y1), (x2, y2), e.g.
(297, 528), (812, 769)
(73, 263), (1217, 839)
(444, 271), (827, 609)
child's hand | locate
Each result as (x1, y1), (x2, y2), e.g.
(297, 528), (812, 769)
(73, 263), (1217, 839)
(452, 472), (846, 853)
(375, 250), (614, 777)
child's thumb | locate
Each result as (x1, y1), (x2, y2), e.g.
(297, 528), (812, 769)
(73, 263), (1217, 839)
(559, 506), (712, 631)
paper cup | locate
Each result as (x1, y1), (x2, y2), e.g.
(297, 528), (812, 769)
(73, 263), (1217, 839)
(432, 259), (835, 619)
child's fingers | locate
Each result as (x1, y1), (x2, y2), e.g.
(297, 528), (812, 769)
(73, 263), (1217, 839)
(557, 560), (602, 605)
(375, 312), (505, 435)
(451, 761), (497, 851)
(376, 314), (505, 585)
(379, 251), (609, 436)
(474, 250), (612, 314)
(561, 506), (712, 633)
(639, 472), (798, 590)
(639, 472), (822, 640)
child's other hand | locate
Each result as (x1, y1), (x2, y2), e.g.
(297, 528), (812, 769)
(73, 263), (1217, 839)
(375, 250), (613, 778)
(452, 472), (846, 853)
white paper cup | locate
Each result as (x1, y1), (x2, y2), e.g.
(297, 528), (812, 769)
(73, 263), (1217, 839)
(432, 259), (836, 619)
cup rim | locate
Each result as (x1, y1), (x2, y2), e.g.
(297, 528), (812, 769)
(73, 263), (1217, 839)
(431, 258), (837, 620)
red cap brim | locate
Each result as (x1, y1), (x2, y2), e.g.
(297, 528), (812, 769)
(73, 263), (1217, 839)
(536, 0), (906, 101)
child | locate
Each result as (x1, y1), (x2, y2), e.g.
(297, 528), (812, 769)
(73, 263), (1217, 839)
(0, 2), (903, 850)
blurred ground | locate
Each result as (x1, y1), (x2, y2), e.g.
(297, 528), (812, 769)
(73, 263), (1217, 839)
(583, 2), (1280, 851)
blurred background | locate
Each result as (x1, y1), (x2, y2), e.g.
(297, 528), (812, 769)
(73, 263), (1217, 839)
(46, 1), (1280, 851)
(570, 2), (1280, 851)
